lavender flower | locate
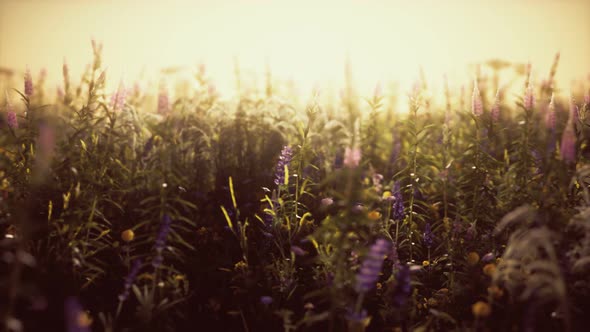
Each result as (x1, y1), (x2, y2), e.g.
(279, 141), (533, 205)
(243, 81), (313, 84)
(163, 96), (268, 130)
(24, 67), (34, 97)
(274, 146), (293, 185)
(392, 265), (411, 307)
(64, 297), (91, 332)
(344, 146), (361, 168)
(260, 296), (273, 305)
(5, 93), (18, 129)
(560, 121), (576, 164)
(355, 238), (391, 293)
(118, 259), (142, 302)
(153, 214), (172, 268)
(491, 89), (501, 123)
(524, 85), (535, 111)
(423, 223), (434, 248)
(392, 182), (405, 221)
(472, 80), (483, 116)
(110, 80), (127, 111)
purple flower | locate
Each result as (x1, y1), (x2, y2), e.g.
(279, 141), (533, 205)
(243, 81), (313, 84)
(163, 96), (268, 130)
(392, 265), (411, 307)
(481, 252), (495, 263)
(64, 297), (91, 332)
(110, 80), (127, 111)
(5, 95), (18, 129)
(260, 296), (273, 305)
(24, 67), (34, 97)
(152, 214), (172, 268)
(423, 223), (434, 248)
(355, 238), (391, 293)
(274, 146), (293, 185)
(392, 182), (405, 221)
(472, 80), (483, 117)
(344, 147), (361, 168)
(118, 259), (142, 302)
(321, 197), (334, 207)
(560, 121), (576, 164)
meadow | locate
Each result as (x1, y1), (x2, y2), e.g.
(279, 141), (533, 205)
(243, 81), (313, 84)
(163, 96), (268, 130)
(1, 43), (590, 332)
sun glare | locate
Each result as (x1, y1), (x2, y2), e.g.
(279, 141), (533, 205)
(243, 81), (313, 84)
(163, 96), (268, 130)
(0, 0), (589, 106)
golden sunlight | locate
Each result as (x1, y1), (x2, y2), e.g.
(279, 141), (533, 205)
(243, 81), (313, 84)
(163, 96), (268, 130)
(1, 0), (589, 104)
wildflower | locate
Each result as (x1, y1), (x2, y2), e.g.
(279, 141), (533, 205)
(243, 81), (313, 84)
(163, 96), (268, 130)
(466, 252), (480, 266)
(110, 80), (127, 111)
(392, 182), (404, 221)
(290, 245), (306, 256)
(392, 265), (411, 307)
(24, 67), (33, 97)
(382, 190), (393, 201)
(389, 243), (401, 268)
(260, 296), (273, 305)
(351, 203), (365, 214)
(422, 260), (430, 267)
(121, 229), (135, 243)
(355, 238), (391, 293)
(152, 214), (172, 268)
(372, 173), (384, 192)
(423, 223), (434, 248)
(64, 297), (91, 332)
(472, 301), (492, 318)
(545, 93), (556, 130)
(118, 259), (142, 302)
(274, 146), (293, 185)
(471, 80), (483, 116)
(491, 89), (501, 122)
(560, 120), (576, 164)
(481, 252), (495, 263)
(367, 210), (381, 221)
(524, 85), (535, 110)
(5, 95), (18, 129)
(343, 146), (361, 168)
(320, 197), (334, 207)
(483, 263), (497, 277)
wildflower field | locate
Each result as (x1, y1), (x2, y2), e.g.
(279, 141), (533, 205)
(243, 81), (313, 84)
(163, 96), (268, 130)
(1, 42), (590, 332)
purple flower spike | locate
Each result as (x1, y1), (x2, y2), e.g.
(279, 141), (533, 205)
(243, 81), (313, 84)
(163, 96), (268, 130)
(392, 182), (405, 221)
(274, 146), (293, 185)
(392, 265), (411, 307)
(64, 297), (91, 332)
(355, 238), (391, 293)
(24, 67), (34, 97)
(118, 259), (142, 302)
(344, 147), (361, 168)
(152, 214), (172, 268)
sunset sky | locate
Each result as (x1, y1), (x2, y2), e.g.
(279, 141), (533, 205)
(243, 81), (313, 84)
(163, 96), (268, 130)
(0, 0), (589, 100)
